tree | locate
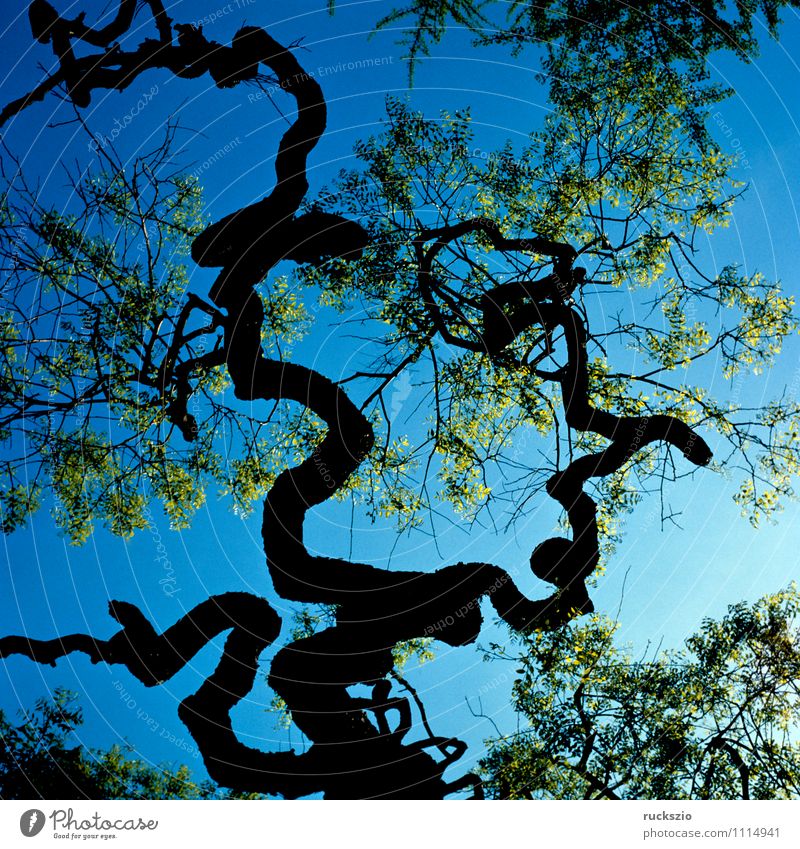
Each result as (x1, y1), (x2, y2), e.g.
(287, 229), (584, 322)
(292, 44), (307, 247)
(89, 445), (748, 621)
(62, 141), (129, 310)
(365, 0), (798, 91)
(0, 135), (213, 542)
(479, 585), (800, 800)
(0, 689), (225, 799)
(0, 0), (797, 799)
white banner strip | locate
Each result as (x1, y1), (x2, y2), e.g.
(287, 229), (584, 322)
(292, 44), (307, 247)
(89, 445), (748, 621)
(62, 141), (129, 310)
(2, 800), (799, 848)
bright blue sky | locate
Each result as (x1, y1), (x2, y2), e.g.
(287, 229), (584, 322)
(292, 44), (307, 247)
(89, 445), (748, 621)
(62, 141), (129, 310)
(1, 0), (800, 792)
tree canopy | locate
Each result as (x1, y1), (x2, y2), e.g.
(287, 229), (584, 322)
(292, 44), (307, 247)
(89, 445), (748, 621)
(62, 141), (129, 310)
(480, 585), (800, 800)
(0, 0), (798, 799)
(369, 0), (799, 88)
(0, 689), (225, 800)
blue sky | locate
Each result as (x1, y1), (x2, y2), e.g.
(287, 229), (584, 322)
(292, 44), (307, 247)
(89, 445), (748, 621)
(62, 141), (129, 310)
(1, 0), (800, 791)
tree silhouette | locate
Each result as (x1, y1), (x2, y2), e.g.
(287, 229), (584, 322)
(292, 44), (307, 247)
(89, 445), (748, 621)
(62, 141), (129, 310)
(0, 1), (797, 799)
